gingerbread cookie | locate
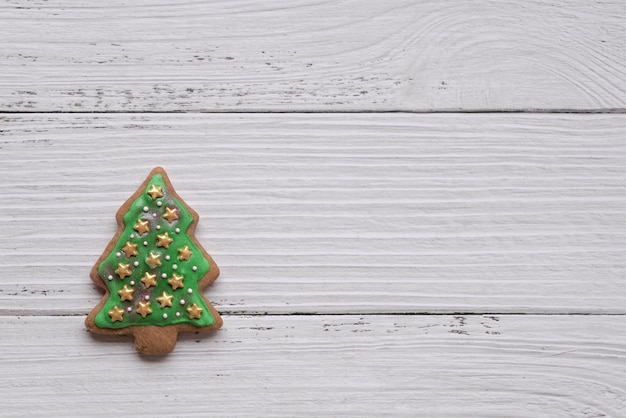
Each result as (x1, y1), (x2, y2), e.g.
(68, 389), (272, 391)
(85, 167), (222, 354)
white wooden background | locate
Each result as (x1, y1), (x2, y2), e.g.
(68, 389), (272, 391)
(1, 1), (625, 416)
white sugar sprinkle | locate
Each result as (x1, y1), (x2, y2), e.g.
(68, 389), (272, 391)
(180, 299), (185, 305)
(163, 313), (168, 319)
(143, 206), (149, 212)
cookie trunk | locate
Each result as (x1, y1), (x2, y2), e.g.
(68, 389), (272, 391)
(133, 326), (179, 354)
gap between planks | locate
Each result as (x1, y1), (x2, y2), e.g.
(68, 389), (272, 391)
(5, 312), (626, 318)
(0, 109), (625, 114)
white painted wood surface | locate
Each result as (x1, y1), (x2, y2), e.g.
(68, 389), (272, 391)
(2, 314), (626, 417)
(1, 113), (625, 415)
(1, 0), (625, 112)
(1, 114), (625, 316)
(2, 0), (625, 415)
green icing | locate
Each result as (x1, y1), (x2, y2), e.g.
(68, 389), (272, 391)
(94, 173), (216, 329)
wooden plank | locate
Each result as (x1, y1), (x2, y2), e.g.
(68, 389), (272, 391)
(1, 314), (625, 416)
(1, 113), (624, 315)
(1, 0), (624, 112)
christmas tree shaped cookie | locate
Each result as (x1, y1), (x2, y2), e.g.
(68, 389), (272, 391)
(86, 167), (222, 354)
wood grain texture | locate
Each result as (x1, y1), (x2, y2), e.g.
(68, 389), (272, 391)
(1, 113), (625, 315)
(1, 314), (625, 416)
(1, 0), (624, 112)
(3, 1), (622, 414)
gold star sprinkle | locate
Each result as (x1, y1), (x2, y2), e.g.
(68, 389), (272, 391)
(162, 207), (179, 223)
(133, 219), (150, 235)
(117, 285), (134, 302)
(187, 303), (203, 319)
(156, 292), (173, 308)
(121, 241), (138, 257)
(141, 272), (157, 288)
(147, 184), (163, 200)
(168, 273), (184, 290)
(114, 263), (132, 279)
(178, 245), (192, 261)
(156, 232), (173, 249)
(136, 301), (153, 318)
(146, 252), (162, 268)
(108, 305), (125, 322)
